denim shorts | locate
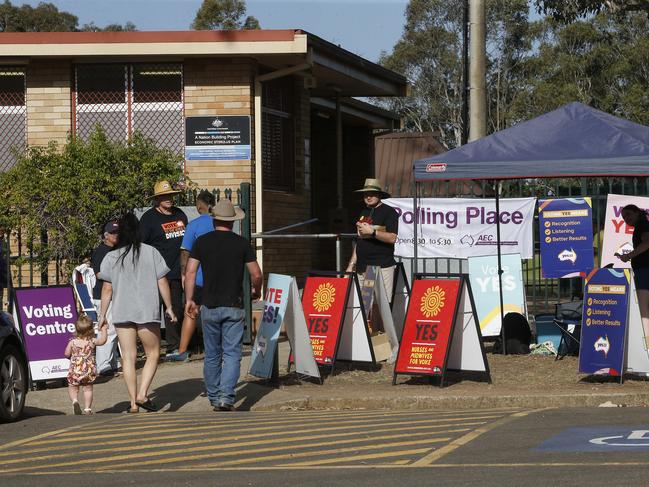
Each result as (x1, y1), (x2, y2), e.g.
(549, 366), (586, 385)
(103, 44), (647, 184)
(633, 267), (649, 290)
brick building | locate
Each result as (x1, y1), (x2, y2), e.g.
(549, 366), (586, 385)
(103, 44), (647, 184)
(0, 30), (406, 282)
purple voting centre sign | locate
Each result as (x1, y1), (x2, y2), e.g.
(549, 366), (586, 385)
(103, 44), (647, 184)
(14, 285), (78, 381)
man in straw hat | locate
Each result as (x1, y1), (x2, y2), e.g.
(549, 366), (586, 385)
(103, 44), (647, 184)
(346, 178), (399, 298)
(140, 180), (188, 357)
(184, 198), (262, 412)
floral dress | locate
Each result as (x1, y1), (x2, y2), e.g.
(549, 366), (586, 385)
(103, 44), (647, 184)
(67, 338), (97, 386)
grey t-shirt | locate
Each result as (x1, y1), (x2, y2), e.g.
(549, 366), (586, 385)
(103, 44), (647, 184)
(100, 243), (170, 325)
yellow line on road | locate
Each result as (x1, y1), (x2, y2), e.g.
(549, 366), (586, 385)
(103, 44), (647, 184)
(410, 409), (541, 466)
(193, 439), (443, 469)
(284, 448), (435, 467)
(25, 413), (506, 446)
(0, 421), (481, 459)
(59, 407), (522, 436)
(1, 431), (452, 473)
(0, 427), (470, 467)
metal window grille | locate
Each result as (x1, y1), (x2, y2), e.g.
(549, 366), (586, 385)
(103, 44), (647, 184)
(0, 67), (26, 171)
(74, 63), (183, 155)
(262, 78), (295, 192)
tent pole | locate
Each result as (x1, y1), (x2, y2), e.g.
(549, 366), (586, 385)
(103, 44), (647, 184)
(495, 180), (507, 354)
(413, 182), (418, 282)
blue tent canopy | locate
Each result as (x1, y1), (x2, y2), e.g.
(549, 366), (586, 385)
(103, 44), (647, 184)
(414, 102), (649, 181)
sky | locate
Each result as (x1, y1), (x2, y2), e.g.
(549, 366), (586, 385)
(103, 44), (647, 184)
(19, 0), (410, 62)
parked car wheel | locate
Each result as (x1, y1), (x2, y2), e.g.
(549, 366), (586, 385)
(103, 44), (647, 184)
(0, 344), (28, 422)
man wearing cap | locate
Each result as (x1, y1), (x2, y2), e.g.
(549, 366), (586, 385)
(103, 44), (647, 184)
(345, 178), (399, 297)
(140, 180), (188, 356)
(91, 220), (120, 375)
(184, 199), (262, 412)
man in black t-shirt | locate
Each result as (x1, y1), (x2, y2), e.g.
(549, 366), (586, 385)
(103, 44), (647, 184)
(140, 180), (188, 355)
(346, 178), (399, 297)
(90, 220), (120, 375)
(185, 198), (262, 412)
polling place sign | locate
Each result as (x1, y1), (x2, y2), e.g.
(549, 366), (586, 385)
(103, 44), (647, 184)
(579, 268), (629, 377)
(601, 194), (649, 268)
(538, 198), (594, 278)
(385, 197), (535, 259)
(467, 254), (526, 337)
(14, 285), (78, 381)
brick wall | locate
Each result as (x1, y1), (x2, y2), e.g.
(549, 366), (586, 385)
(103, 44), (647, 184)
(26, 60), (72, 147)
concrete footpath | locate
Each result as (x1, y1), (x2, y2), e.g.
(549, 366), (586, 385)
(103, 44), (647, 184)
(25, 340), (649, 416)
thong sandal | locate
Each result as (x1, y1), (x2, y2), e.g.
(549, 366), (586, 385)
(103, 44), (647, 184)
(135, 398), (158, 412)
(125, 406), (139, 414)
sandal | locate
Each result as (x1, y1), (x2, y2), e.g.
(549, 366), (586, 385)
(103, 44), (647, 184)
(124, 406), (139, 414)
(83, 408), (93, 415)
(135, 398), (158, 412)
(73, 401), (82, 415)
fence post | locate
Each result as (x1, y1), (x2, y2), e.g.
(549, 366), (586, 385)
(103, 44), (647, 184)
(240, 182), (253, 345)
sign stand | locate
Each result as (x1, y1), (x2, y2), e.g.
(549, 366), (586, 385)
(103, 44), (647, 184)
(580, 268), (649, 383)
(393, 274), (490, 387)
(391, 262), (411, 338)
(299, 271), (375, 377)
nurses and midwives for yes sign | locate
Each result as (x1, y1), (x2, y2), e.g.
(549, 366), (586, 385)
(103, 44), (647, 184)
(301, 277), (350, 365)
(538, 198), (594, 278)
(384, 198), (535, 259)
(394, 279), (461, 376)
(601, 194), (649, 268)
(579, 268), (630, 377)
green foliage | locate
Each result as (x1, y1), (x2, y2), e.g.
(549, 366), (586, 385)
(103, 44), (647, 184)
(0, 0), (78, 31)
(0, 1), (137, 32)
(534, 0), (649, 23)
(0, 128), (184, 273)
(191, 0), (260, 30)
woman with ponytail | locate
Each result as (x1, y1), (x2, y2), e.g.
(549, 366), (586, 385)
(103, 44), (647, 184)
(98, 212), (177, 412)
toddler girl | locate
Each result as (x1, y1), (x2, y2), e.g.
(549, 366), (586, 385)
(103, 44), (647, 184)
(64, 315), (108, 415)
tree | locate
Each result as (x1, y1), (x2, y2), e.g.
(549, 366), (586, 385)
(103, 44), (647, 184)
(191, 0), (260, 30)
(379, 0), (534, 148)
(0, 0), (78, 32)
(534, 0), (649, 23)
(0, 129), (185, 276)
(81, 21), (137, 32)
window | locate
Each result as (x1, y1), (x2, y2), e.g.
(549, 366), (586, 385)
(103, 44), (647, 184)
(74, 63), (183, 154)
(262, 77), (294, 192)
(0, 67), (26, 171)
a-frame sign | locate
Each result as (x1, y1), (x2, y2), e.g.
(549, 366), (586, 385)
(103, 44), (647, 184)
(393, 273), (490, 387)
(301, 271), (375, 375)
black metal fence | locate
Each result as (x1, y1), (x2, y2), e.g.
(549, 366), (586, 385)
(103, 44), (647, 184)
(385, 177), (649, 317)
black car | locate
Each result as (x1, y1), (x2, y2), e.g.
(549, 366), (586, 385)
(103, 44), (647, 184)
(0, 310), (28, 422)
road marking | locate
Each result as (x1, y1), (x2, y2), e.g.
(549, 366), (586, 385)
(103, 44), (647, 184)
(410, 408), (541, 466)
(281, 448), (434, 467)
(24, 413), (506, 446)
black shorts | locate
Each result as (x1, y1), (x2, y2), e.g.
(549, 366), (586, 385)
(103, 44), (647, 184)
(633, 268), (649, 291)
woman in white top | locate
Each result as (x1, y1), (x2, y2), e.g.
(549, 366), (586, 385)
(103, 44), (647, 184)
(99, 213), (177, 413)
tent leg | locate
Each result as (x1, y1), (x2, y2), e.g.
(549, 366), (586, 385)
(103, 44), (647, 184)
(413, 183), (418, 282)
(495, 180), (507, 354)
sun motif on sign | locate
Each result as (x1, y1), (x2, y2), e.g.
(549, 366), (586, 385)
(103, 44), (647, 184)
(420, 286), (446, 317)
(313, 283), (336, 312)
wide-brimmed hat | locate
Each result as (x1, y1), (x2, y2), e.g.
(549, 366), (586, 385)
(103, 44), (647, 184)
(211, 199), (245, 221)
(151, 180), (181, 198)
(354, 178), (390, 199)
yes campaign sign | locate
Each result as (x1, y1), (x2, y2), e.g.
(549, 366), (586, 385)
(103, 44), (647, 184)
(249, 274), (292, 379)
(468, 254), (526, 337)
(538, 198), (594, 278)
(601, 194), (649, 268)
(579, 268), (629, 376)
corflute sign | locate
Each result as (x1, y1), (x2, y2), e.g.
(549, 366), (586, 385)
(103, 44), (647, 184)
(14, 285), (79, 381)
(384, 197), (535, 259)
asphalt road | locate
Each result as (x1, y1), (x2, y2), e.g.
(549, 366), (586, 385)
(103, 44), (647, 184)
(1, 406), (649, 486)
